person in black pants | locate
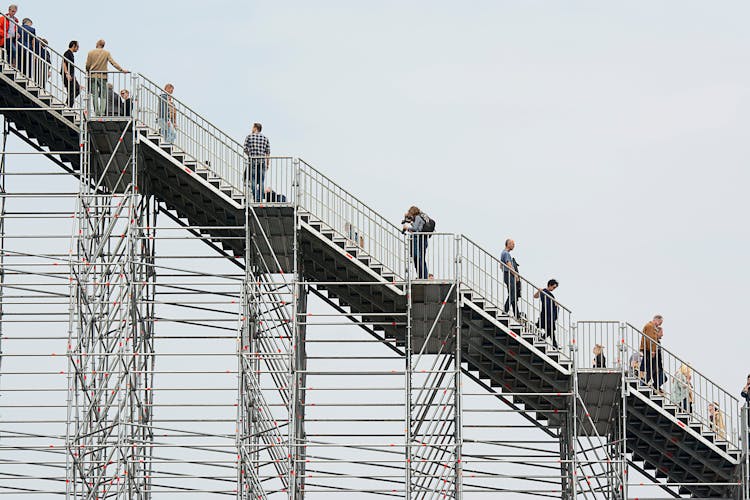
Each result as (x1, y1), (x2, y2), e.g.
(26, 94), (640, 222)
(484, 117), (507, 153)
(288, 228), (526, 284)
(534, 279), (559, 347)
(501, 239), (521, 316)
(61, 41), (80, 108)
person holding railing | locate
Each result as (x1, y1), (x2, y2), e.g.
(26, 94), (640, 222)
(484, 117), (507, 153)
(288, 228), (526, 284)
(534, 279), (559, 348)
(62, 41), (80, 108)
(243, 122), (270, 202)
(639, 314), (664, 391)
(500, 239), (521, 317)
(85, 39), (127, 116)
(0, 5), (20, 67)
(158, 83), (177, 143)
(671, 364), (693, 413)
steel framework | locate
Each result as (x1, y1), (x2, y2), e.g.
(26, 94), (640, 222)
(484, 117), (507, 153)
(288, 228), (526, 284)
(0, 21), (748, 500)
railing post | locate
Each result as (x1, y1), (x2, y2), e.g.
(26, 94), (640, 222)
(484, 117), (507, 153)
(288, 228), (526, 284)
(742, 404), (749, 500)
(454, 234), (463, 500)
(618, 322), (628, 500)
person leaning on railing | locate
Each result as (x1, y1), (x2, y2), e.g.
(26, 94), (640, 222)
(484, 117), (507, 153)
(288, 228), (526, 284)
(85, 39), (127, 116)
(639, 314), (664, 391)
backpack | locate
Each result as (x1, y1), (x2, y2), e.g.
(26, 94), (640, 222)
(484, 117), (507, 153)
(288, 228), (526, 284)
(419, 213), (436, 234)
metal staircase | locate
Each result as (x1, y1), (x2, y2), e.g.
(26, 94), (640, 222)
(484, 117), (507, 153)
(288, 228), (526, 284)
(0, 27), (745, 498)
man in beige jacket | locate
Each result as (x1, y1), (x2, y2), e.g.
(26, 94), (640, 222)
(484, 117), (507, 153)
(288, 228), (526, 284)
(85, 39), (126, 116)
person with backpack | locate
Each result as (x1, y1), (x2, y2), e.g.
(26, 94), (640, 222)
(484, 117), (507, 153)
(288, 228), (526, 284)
(402, 206), (434, 280)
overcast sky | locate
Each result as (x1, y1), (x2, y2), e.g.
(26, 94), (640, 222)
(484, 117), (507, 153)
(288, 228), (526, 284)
(13, 0), (750, 401)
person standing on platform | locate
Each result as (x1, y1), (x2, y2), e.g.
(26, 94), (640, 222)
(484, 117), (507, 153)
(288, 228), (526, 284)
(639, 315), (663, 389)
(534, 279), (559, 348)
(85, 39), (126, 116)
(158, 83), (177, 143)
(402, 206), (431, 280)
(500, 239), (521, 317)
(119, 89), (131, 117)
(243, 122), (270, 202)
(1, 5), (20, 67)
(62, 41), (80, 108)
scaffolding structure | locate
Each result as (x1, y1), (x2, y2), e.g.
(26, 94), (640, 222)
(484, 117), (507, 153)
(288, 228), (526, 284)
(0, 22), (748, 500)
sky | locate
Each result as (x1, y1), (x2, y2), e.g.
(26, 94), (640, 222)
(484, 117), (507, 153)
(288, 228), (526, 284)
(4, 0), (750, 488)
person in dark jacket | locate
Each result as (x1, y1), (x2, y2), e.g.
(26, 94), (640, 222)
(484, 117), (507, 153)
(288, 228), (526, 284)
(402, 206), (429, 279)
(61, 40), (80, 108)
(742, 375), (750, 406)
(500, 239), (521, 317)
(534, 279), (559, 348)
(116, 89), (132, 117)
(18, 17), (34, 79)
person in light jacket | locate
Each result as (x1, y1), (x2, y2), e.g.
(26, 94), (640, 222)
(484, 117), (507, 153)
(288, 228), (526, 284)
(670, 364), (693, 413)
(709, 402), (726, 440)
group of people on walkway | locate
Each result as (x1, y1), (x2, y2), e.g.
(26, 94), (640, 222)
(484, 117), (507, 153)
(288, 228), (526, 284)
(1, 6), (51, 87)
(630, 314), (727, 439)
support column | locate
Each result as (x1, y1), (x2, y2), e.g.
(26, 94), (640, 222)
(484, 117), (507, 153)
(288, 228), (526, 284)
(560, 336), (579, 500)
(293, 280), (308, 497)
(454, 234), (463, 500)
(67, 114), (155, 498)
(741, 405), (749, 500)
(618, 323), (629, 500)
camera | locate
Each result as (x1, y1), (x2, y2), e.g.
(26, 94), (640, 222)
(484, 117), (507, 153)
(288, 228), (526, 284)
(401, 216), (413, 234)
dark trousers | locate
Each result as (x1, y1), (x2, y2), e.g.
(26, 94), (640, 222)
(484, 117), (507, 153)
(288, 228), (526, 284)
(504, 274), (520, 316)
(244, 160), (266, 202)
(680, 399), (692, 413)
(4, 38), (16, 67)
(537, 310), (557, 347)
(641, 352), (662, 389)
(411, 234), (428, 279)
(66, 78), (80, 108)
(544, 322), (558, 347)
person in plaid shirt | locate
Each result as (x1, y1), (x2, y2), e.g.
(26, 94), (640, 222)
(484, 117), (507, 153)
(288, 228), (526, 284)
(243, 123), (270, 201)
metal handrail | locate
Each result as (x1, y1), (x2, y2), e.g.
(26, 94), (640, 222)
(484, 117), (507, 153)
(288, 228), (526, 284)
(297, 159), (406, 278)
(459, 235), (574, 359)
(623, 321), (740, 447)
(1, 14), (86, 109)
(576, 320), (741, 449)
(7, 22), (741, 457)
